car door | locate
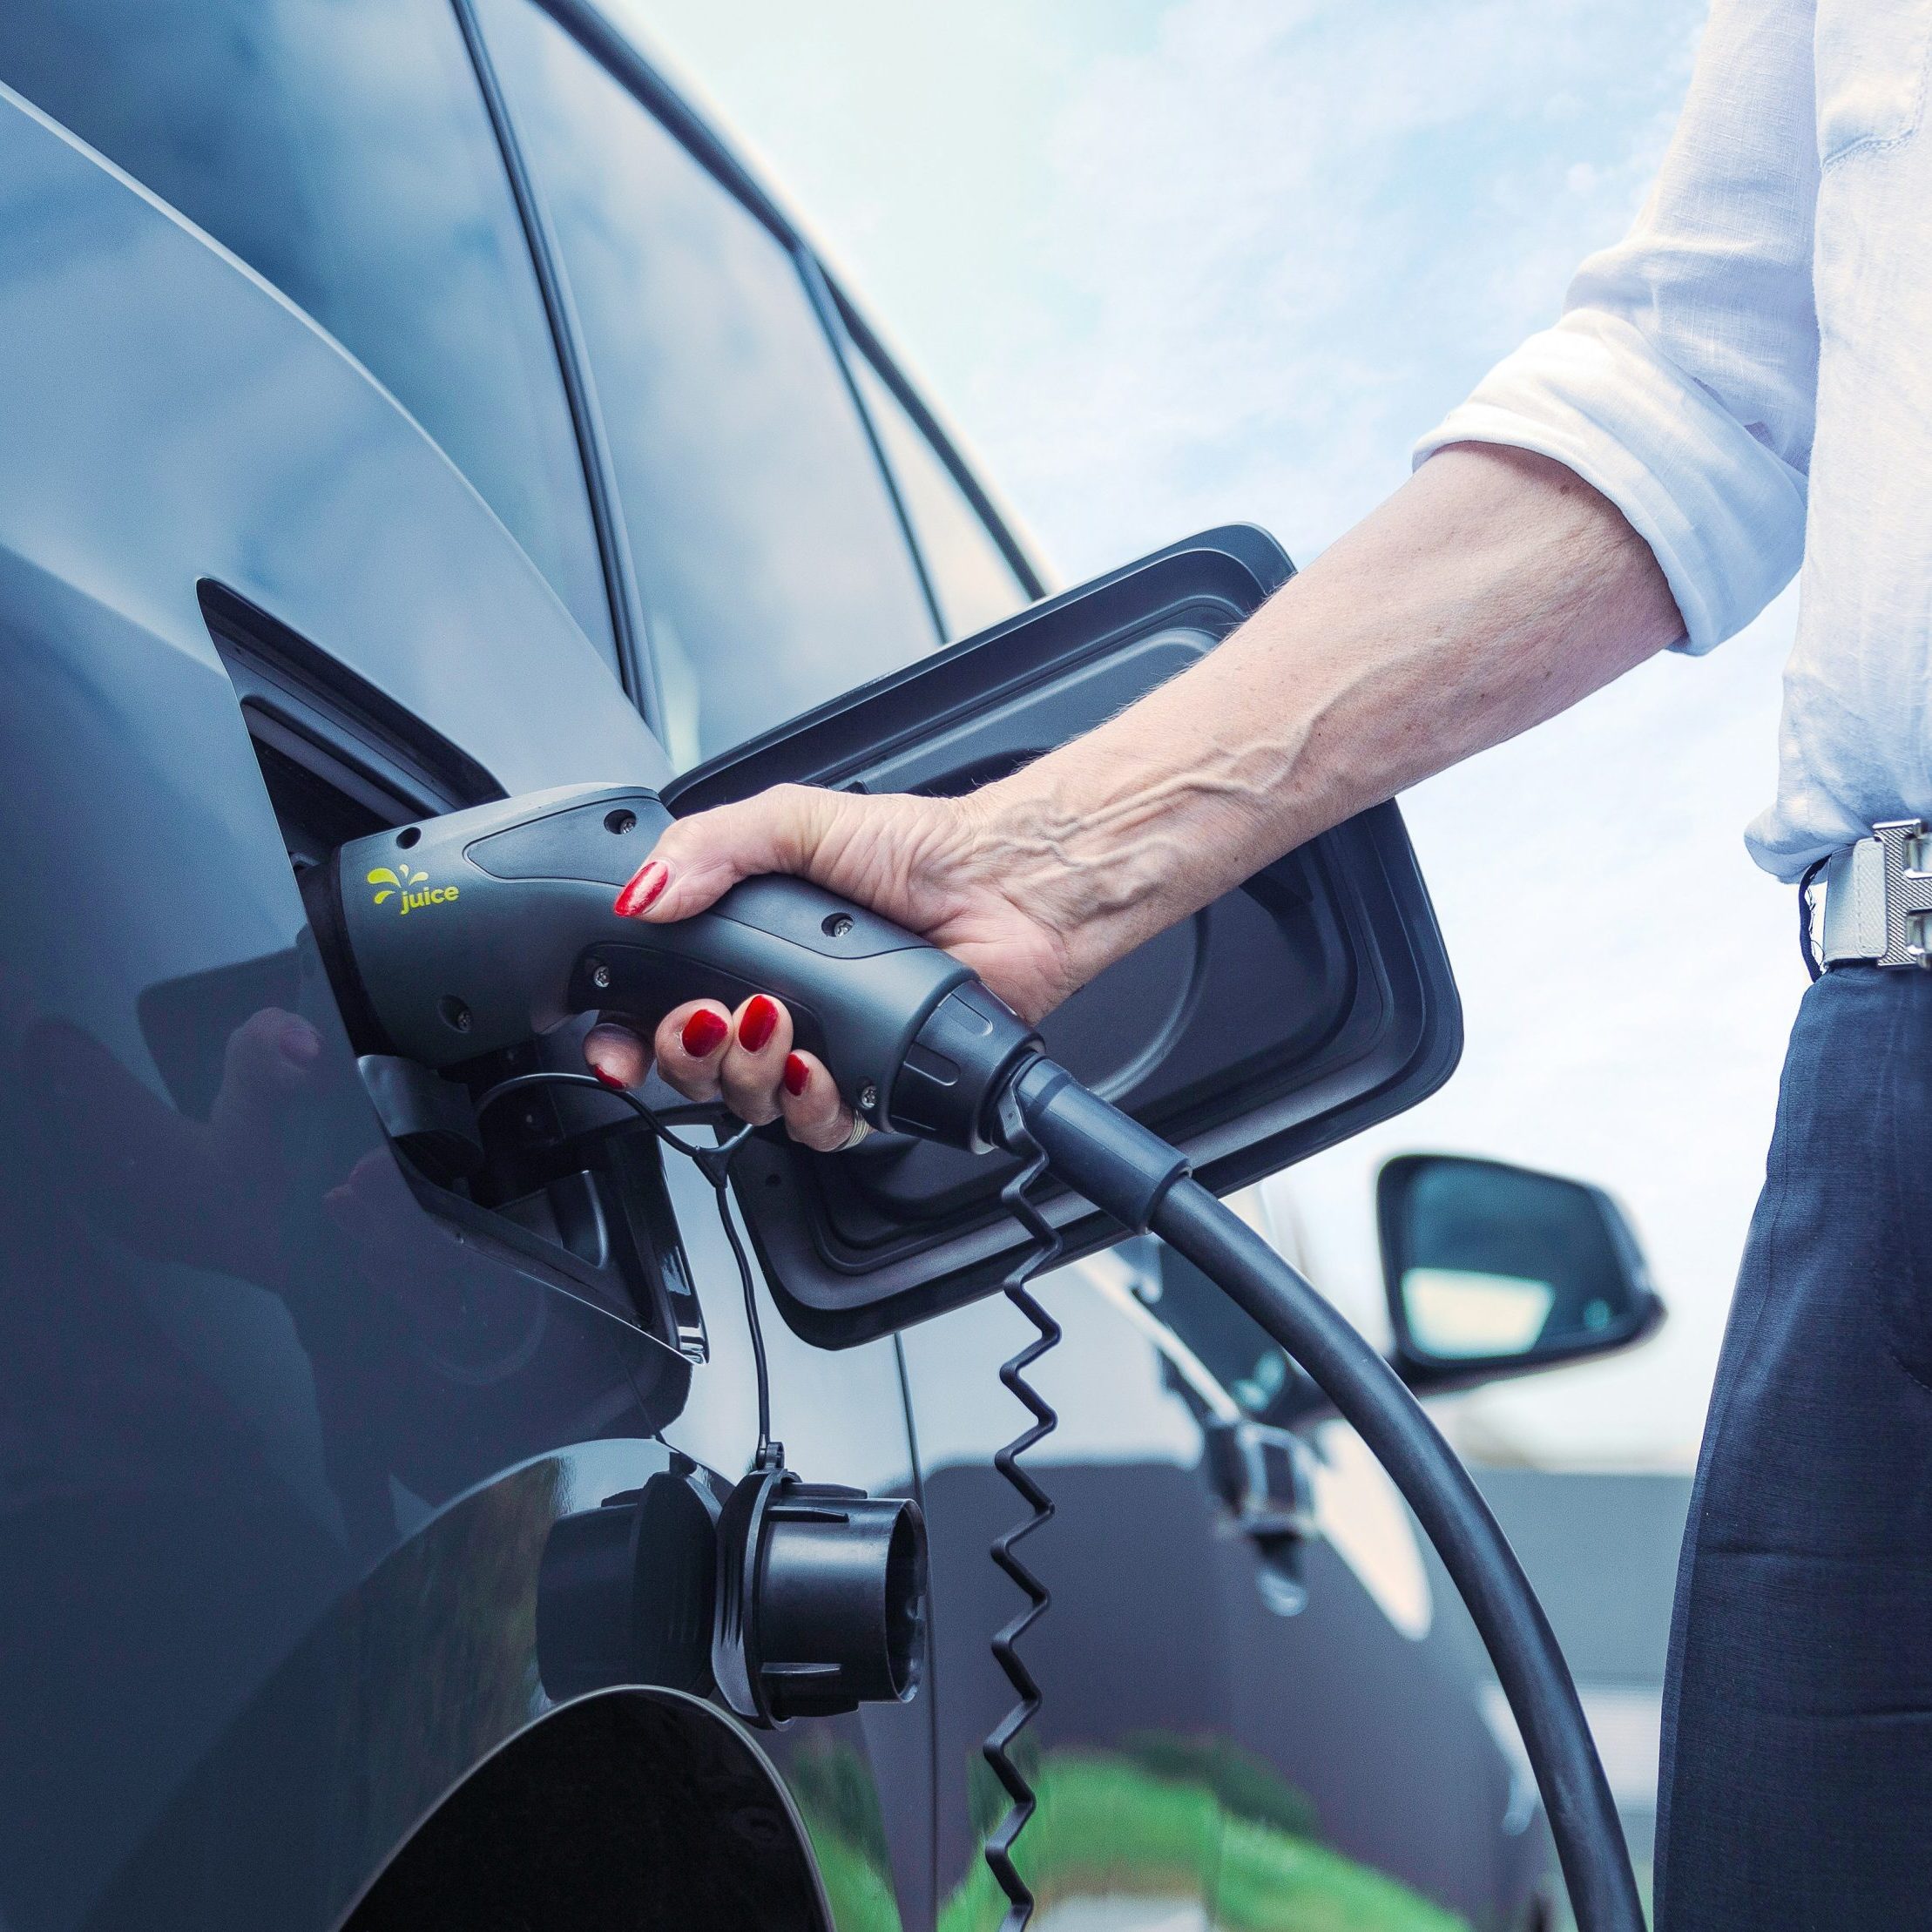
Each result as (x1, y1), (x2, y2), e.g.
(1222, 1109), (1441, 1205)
(460, 7), (963, 1924)
(1132, 1200), (1541, 1929)
(0, 6), (923, 1930)
(0, 8), (678, 1928)
(916, 1196), (1527, 1930)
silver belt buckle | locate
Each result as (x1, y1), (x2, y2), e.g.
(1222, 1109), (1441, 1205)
(1823, 819), (1932, 969)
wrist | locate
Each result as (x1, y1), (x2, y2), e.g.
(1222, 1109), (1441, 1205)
(962, 757), (1191, 990)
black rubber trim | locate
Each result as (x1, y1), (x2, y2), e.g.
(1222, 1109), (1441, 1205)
(452, 0), (654, 714)
(299, 857), (391, 1058)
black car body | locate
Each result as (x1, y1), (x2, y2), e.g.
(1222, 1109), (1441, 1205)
(0, 5), (1572, 1928)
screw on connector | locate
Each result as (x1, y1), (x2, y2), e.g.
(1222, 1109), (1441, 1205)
(437, 995), (472, 1034)
(822, 913), (855, 940)
(859, 1082), (879, 1114)
(590, 960), (611, 991)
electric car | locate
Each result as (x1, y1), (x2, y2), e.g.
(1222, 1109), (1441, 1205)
(0, 5), (1662, 1929)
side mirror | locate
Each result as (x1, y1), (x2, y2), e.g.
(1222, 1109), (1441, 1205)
(1376, 1153), (1664, 1395)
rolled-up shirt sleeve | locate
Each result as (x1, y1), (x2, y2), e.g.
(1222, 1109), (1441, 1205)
(1415, 0), (1819, 653)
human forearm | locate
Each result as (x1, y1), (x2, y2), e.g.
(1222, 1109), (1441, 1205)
(602, 441), (1685, 1087)
(963, 442), (1684, 988)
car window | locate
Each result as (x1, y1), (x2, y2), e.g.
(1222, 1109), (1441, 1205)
(0, 0), (617, 671)
(849, 356), (1033, 642)
(476, 0), (939, 769)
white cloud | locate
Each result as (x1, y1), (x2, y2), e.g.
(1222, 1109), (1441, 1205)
(955, 0), (1705, 576)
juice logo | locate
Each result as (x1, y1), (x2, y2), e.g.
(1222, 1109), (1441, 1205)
(368, 866), (461, 915)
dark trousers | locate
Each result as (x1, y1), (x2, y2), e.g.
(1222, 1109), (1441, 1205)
(1657, 965), (1932, 1930)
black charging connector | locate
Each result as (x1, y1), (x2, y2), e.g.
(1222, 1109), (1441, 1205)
(890, 981), (1040, 1150)
(713, 1466), (927, 1725)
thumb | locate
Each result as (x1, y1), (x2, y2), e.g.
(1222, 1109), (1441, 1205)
(613, 783), (844, 923)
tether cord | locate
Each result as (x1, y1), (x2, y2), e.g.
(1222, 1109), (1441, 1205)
(474, 1071), (773, 1463)
(978, 1111), (1064, 1930)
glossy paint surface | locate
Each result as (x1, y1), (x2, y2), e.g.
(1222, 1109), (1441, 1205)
(0, 14), (1542, 1931)
(0, 76), (919, 1932)
(0, 0), (616, 664)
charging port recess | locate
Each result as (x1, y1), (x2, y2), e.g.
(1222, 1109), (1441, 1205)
(203, 583), (705, 1358)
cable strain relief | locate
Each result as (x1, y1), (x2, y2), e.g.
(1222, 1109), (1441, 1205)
(888, 982), (1041, 1150)
(1005, 1057), (1191, 1232)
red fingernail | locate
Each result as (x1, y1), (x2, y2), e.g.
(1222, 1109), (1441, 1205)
(783, 1053), (810, 1098)
(682, 1010), (729, 1057)
(612, 860), (667, 918)
(738, 996), (779, 1052)
(593, 1065), (626, 1091)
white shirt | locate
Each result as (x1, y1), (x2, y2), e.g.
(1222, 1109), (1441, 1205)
(1417, 0), (1932, 880)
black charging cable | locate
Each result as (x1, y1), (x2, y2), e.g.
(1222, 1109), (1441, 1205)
(1002, 1054), (1644, 1932)
(474, 1071), (776, 1466)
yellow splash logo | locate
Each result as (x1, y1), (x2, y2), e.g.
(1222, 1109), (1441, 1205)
(368, 866), (461, 916)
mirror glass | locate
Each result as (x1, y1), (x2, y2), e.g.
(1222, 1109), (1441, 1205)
(1378, 1154), (1653, 1368)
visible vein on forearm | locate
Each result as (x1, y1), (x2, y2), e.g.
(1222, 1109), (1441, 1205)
(969, 443), (1682, 980)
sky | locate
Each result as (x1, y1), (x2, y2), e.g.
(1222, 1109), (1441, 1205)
(624, 0), (1801, 1469)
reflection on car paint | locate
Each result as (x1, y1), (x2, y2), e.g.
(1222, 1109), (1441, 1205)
(1307, 1422), (1435, 1642)
(928, 1739), (1470, 1932)
(783, 1736), (906, 1932)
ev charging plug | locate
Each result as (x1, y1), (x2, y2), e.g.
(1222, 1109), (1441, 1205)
(302, 783), (1038, 1147)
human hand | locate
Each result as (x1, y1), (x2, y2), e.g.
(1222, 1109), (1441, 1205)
(582, 782), (1082, 1143)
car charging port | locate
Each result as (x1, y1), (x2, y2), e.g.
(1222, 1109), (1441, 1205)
(712, 1464), (929, 1725)
(210, 588), (704, 1354)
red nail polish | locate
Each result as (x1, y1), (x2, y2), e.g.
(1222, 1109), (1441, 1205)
(783, 1053), (809, 1098)
(612, 860), (667, 918)
(593, 1064), (626, 1091)
(682, 1009), (729, 1057)
(738, 996), (779, 1052)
